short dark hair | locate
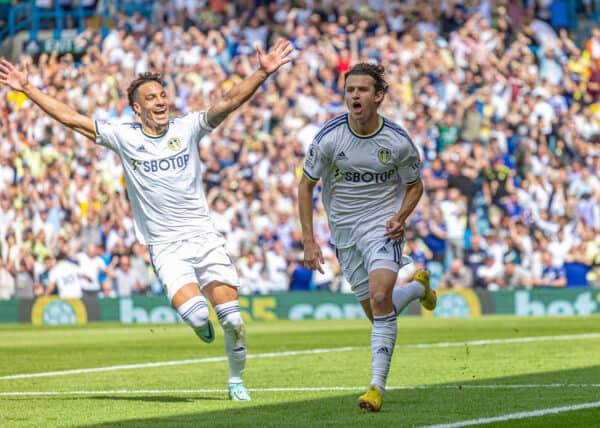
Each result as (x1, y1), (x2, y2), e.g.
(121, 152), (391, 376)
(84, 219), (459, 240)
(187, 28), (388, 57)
(344, 63), (389, 96)
(126, 72), (166, 110)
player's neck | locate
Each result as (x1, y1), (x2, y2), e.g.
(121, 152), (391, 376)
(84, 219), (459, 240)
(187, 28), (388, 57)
(142, 122), (168, 137)
(348, 114), (382, 137)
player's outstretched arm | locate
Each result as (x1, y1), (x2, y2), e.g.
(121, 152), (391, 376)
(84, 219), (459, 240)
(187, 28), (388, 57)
(298, 175), (324, 273)
(206, 38), (293, 128)
(0, 58), (95, 141)
(385, 178), (424, 241)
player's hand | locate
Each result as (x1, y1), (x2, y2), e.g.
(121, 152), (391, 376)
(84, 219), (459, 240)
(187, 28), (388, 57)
(0, 58), (29, 92)
(256, 38), (293, 75)
(385, 217), (405, 241)
(303, 240), (325, 274)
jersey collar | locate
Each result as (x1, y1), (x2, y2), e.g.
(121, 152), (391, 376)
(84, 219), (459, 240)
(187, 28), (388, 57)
(347, 115), (384, 139)
(141, 124), (169, 139)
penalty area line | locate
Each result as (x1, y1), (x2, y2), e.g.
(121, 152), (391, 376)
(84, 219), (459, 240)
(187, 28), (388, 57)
(1, 384), (600, 396)
(421, 400), (600, 428)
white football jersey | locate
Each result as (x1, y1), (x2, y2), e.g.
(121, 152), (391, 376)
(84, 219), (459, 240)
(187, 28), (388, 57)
(95, 112), (215, 244)
(303, 113), (421, 248)
(49, 260), (84, 299)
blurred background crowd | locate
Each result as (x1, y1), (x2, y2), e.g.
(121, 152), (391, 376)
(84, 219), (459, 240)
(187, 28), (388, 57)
(0, 0), (599, 301)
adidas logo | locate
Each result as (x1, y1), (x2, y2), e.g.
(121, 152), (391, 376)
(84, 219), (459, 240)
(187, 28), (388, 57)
(135, 145), (147, 152)
(377, 246), (388, 253)
(336, 151), (347, 160)
(376, 347), (391, 355)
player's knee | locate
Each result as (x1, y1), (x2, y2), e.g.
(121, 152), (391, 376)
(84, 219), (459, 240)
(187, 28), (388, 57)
(370, 291), (390, 310)
(177, 296), (209, 329)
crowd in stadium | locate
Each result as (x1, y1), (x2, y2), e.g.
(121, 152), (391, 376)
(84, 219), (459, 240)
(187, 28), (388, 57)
(0, 0), (599, 300)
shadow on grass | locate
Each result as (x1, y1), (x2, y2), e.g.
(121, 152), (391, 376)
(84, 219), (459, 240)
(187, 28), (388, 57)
(71, 366), (600, 428)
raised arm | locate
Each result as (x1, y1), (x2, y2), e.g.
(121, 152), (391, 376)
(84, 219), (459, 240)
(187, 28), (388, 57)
(206, 38), (293, 128)
(0, 58), (95, 141)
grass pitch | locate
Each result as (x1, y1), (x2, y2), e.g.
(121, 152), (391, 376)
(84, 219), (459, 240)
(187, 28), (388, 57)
(1, 316), (599, 427)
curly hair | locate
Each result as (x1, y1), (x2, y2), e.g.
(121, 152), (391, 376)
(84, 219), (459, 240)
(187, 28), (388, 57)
(126, 72), (166, 110)
(343, 63), (389, 97)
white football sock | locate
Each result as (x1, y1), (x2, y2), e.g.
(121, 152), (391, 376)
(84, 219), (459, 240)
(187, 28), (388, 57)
(215, 301), (246, 384)
(392, 281), (425, 314)
(176, 295), (209, 330)
(370, 310), (397, 392)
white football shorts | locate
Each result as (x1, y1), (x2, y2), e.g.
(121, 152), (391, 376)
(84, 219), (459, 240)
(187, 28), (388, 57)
(335, 229), (410, 302)
(148, 232), (240, 302)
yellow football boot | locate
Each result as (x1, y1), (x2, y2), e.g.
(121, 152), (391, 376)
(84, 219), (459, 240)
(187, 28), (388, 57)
(414, 270), (437, 311)
(358, 385), (383, 412)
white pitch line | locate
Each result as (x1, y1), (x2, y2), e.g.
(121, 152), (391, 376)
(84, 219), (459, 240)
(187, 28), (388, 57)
(0, 347), (360, 381)
(421, 401), (600, 428)
(2, 332), (599, 381)
(2, 384), (600, 396)
(404, 333), (600, 349)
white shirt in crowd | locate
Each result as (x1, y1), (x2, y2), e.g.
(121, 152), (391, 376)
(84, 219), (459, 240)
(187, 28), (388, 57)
(76, 252), (107, 292)
(265, 247), (289, 292)
(49, 260), (85, 299)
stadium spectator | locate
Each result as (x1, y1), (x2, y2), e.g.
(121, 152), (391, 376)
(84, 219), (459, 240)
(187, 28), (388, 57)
(237, 249), (267, 295)
(14, 250), (35, 299)
(439, 258), (474, 290)
(0, 257), (15, 300)
(45, 252), (85, 299)
(439, 187), (467, 261)
(498, 252), (533, 289)
(416, 208), (447, 265)
(534, 250), (568, 288)
(129, 242), (154, 292)
(404, 234), (432, 272)
(33, 254), (55, 297)
(465, 235), (489, 286)
(476, 253), (504, 291)
(264, 240), (289, 292)
(106, 254), (147, 297)
(76, 243), (107, 297)
(288, 252), (312, 292)
(563, 242), (593, 287)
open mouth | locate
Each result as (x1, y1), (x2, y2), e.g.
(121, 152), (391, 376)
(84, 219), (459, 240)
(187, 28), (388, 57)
(154, 108), (167, 120)
(352, 102), (363, 114)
